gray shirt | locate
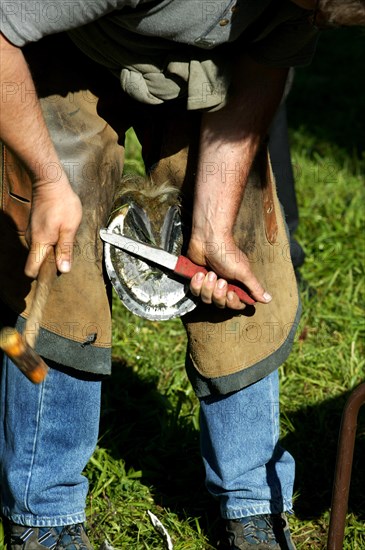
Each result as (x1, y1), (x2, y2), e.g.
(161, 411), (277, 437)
(1, 0), (318, 109)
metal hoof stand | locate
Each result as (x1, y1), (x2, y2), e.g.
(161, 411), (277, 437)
(327, 383), (365, 549)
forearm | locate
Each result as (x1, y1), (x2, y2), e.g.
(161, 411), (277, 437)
(188, 55), (288, 306)
(192, 54), (288, 245)
(1, 32), (82, 276)
(0, 32), (61, 180)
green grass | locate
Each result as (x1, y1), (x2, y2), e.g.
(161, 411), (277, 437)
(1, 27), (364, 550)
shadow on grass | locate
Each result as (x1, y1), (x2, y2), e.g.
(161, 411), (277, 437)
(99, 359), (220, 542)
(99, 359), (364, 542)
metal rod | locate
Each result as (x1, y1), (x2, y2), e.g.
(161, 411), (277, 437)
(327, 383), (365, 549)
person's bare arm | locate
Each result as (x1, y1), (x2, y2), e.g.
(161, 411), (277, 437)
(189, 54), (288, 309)
(0, 32), (82, 277)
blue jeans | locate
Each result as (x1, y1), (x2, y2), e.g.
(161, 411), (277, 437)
(0, 356), (293, 525)
(200, 369), (295, 519)
(0, 355), (101, 527)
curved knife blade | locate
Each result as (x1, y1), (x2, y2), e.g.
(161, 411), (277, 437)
(100, 229), (255, 305)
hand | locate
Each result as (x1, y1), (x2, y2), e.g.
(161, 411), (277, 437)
(24, 172), (83, 278)
(187, 234), (272, 310)
(0, 34), (82, 278)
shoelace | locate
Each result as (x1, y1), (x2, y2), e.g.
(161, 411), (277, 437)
(11, 526), (63, 549)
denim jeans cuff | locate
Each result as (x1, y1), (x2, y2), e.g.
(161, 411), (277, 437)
(2, 508), (86, 527)
(222, 500), (293, 520)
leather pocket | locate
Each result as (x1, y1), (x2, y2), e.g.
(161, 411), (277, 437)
(1, 144), (32, 234)
(262, 159), (279, 244)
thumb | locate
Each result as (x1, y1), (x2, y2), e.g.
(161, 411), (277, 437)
(235, 264), (272, 304)
(55, 231), (76, 273)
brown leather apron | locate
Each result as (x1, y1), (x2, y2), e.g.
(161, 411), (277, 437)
(149, 119), (299, 380)
(0, 34), (298, 382)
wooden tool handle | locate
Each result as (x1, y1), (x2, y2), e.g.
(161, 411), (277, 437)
(0, 247), (57, 384)
(25, 246), (58, 348)
(0, 327), (49, 384)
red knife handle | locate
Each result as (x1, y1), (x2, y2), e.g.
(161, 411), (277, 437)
(174, 255), (255, 305)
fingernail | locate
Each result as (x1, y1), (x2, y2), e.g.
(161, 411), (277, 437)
(217, 279), (227, 289)
(263, 292), (272, 303)
(208, 272), (216, 282)
(59, 260), (71, 273)
(195, 272), (205, 282)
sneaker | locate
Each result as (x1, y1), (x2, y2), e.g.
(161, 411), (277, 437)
(219, 513), (296, 549)
(7, 524), (63, 550)
(56, 524), (92, 549)
(6, 523), (93, 550)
